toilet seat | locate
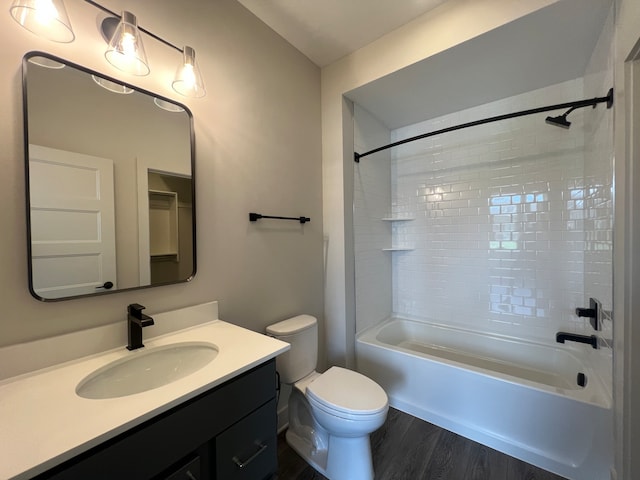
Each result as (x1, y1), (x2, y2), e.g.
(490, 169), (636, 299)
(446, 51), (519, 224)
(305, 367), (388, 418)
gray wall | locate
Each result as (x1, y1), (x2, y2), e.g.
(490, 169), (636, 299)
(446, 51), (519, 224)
(0, 0), (324, 356)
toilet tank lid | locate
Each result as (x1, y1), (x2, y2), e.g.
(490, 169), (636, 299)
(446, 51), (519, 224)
(266, 315), (316, 336)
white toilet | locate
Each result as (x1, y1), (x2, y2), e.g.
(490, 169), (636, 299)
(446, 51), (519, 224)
(267, 315), (388, 480)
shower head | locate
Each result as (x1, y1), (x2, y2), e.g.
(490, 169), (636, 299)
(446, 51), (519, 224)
(545, 104), (585, 129)
(545, 114), (572, 129)
(544, 89), (613, 130)
(545, 104), (579, 129)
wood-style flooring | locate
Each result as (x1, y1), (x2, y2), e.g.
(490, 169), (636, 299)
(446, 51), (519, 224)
(276, 407), (567, 480)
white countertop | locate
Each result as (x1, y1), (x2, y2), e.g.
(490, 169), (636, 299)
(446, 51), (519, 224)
(0, 314), (289, 479)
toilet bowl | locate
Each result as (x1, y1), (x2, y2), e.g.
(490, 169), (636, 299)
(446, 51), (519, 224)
(306, 366), (388, 435)
(267, 315), (388, 480)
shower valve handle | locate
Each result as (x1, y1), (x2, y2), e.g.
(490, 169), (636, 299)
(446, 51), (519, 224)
(575, 298), (600, 331)
(575, 307), (596, 317)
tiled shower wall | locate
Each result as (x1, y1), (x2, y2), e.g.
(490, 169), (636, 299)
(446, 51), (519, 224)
(354, 85), (613, 343)
(390, 79), (595, 340)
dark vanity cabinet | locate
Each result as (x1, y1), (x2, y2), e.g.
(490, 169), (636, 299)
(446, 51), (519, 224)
(35, 360), (278, 480)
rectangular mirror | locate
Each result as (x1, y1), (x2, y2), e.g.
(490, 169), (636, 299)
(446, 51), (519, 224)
(22, 52), (196, 301)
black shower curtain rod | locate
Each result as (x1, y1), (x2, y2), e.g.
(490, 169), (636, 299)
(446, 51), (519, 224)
(353, 88), (614, 162)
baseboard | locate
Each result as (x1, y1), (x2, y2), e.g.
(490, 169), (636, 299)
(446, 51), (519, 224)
(277, 404), (289, 433)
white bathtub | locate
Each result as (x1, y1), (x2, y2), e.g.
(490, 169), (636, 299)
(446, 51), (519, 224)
(356, 318), (612, 480)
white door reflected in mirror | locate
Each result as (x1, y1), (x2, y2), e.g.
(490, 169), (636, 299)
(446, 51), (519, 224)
(29, 145), (117, 299)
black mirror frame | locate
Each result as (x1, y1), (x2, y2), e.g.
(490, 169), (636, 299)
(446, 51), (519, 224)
(22, 51), (197, 302)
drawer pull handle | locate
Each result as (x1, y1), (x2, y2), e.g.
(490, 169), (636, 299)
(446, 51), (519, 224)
(232, 442), (267, 469)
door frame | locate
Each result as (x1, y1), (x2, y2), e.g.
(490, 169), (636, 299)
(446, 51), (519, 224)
(614, 31), (640, 480)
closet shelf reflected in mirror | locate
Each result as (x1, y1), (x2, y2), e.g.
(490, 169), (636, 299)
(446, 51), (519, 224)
(149, 190), (179, 258)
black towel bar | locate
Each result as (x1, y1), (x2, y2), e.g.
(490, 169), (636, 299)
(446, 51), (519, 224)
(249, 212), (310, 224)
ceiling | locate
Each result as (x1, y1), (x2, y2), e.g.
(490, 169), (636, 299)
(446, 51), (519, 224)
(237, 0), (613, 130)
(236, 0), (447, 67)
(347, 0), (612, 128)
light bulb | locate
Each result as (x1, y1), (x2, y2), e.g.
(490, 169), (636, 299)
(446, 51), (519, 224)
(33, 0), (58, 26)
(172, 46), (205, 98)
(104, 11), (149, 76)
(9, 0), (75, 43)
(119, 32), (137, 57)
(181, 64), (196, 89)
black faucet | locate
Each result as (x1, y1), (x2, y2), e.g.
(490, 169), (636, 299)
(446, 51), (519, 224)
(127, 303), (155, 350)
(556, 332), (598, 349)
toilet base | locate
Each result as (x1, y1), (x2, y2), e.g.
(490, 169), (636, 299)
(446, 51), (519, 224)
(326, 434), (374, 480)
(286, 428), (374, 480)
(284, 373), (384, 480)
(286, 428), (329, 476)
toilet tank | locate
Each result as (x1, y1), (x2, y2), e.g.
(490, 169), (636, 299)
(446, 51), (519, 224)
(266, 315), (317, 384)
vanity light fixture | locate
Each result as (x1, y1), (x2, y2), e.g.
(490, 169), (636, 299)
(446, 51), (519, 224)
(9, 0), (75, 43)
(27, 54), (65, 69)
(153, 98), (186, 113)
(9, 0), (206, 98)
(91, 75), (133, 95)
(172, 46), (206, 98)
(104, 11), (149, 76)
(89, 1), (206, 96)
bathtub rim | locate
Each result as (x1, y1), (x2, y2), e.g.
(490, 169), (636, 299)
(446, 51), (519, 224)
(356, 315), (612, 410)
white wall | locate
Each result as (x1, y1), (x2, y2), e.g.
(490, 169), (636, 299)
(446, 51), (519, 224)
(322, 0), (559, 367)
(353, 105), (392, 333)
(583, 6), (615, 351)
(612, 0), (640, 477)
(0, 0), (323, 359)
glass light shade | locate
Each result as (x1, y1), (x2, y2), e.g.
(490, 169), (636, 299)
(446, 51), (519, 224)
(172, 46), (206, 98)
(154, 98), (185, 112)
(10, 0), (75, 43)
(104, 11), (150, 76)
(92, 75), (133, 95)
(28, 55), (65, 69)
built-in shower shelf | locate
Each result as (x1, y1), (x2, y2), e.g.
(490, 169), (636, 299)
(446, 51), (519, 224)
(382, 247), (414, 251)
(381, 216), (415, 222)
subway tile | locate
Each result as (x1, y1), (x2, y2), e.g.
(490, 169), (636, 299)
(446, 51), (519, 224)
(356, 77), (612, 341)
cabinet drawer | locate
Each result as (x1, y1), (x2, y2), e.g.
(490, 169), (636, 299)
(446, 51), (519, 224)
(164, 456), (201, 480)
(215, 399), (277, 480)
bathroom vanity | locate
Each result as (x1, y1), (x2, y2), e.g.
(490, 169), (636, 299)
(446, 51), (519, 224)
(0, 302), (289, 480)
(38, 361), (277, 480)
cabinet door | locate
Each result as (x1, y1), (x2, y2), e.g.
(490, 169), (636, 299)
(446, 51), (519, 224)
(215, 399), (277, 480)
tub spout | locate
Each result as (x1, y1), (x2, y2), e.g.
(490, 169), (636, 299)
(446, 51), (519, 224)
(556, 332), (598, 349)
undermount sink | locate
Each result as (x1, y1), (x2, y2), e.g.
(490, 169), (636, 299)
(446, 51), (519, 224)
(76, 342), (219, 399)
